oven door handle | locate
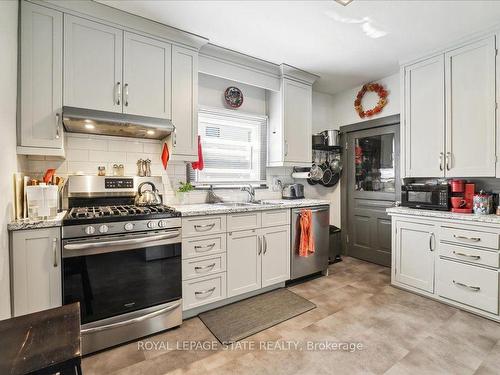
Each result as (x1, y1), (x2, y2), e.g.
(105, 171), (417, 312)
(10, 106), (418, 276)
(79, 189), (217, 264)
(81, 301), (182, 335)
(64, 231), (180, 251)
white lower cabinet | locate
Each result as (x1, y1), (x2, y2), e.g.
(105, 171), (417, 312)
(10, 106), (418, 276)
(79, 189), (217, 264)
(182, 272), (226, 310)
(227, 229), (262, 297)
(182, 209), (291, 311)
(394, 220), (436, 293)
(261, 225), (290, 287)
(437, 258), (499, 314)
(10, 228), (62, 317)
(391, 213), (500, 321)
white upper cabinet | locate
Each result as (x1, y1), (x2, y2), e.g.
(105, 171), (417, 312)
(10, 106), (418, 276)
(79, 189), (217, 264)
(171, 46), (198, 160)
(283, 79), (312, 164)
(19, 2), (64, 155)
(268, 65), (317, 168)
(402, 35), (497, 178)
(64, 15), (123, 113)
(445, 36), (496, 177)
(123, 32), (172, 118)
(268, 78), (313, 167)
(404, 55), (445, 177)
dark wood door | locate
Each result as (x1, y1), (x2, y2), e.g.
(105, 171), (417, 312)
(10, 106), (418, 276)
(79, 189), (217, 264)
(345, 124), (400, 266)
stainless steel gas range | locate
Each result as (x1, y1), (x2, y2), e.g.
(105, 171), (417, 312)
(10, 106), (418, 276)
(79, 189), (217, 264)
(61, 175), (182, 354)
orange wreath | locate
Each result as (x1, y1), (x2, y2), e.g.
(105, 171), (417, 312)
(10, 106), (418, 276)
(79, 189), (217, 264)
(354, 83), (388, 118)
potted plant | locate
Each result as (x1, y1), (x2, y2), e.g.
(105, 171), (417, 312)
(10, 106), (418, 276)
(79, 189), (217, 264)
(176, 181), (194, 204)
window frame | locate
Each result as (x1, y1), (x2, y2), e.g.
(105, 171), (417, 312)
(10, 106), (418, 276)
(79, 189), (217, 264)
(188, 106), (269, 187)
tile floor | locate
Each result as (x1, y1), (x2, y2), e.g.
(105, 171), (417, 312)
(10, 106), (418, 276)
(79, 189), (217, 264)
(82, 257), (500, 375)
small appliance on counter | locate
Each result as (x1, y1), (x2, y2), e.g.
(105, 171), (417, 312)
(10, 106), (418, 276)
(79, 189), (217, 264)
(282, 183), (305, 199)
(401, 181), (450, 211)
(26, 184), (59, 219)
(450, 179), (474, 214)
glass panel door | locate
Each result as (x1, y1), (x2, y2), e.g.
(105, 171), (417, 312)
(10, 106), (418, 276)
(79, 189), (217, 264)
(354, 133), (395, 193)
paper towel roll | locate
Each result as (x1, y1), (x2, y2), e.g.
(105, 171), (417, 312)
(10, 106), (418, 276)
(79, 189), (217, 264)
(291, 172), (311, 179)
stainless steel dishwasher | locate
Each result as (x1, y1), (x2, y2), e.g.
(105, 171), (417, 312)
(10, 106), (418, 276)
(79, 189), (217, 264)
(291, 205), (330, 280)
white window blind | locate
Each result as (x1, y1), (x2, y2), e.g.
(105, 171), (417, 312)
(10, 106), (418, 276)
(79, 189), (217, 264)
(189, 108), (267, 185)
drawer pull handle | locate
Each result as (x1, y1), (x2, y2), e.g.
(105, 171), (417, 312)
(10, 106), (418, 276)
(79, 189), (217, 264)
(453, 251), (481, 260)
(195, 263), (216, 273)
(453, 280), (481, 292)
(429, 232), (435, 252)
(194, 223), (215, 232)
(195, 287), (216, 296)
(194, 243), (216, 252)
(453, 234), (481, 242)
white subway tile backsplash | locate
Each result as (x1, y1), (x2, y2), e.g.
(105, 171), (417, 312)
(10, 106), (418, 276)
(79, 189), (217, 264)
(66, 148), (89, 162)
(88, 150), (127, 163)
(67, 135), (108, 151)
(67, 161), (103, 175)
(143, 142), (162, 154)
(108, 140), (143, 152)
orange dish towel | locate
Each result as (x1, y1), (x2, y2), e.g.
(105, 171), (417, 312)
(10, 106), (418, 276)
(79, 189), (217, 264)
(299, 209), (315, 257)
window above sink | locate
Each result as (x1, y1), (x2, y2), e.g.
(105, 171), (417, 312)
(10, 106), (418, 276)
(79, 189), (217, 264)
(188, 107), (268, 186)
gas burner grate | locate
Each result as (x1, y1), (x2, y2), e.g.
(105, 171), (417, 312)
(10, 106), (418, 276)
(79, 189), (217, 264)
(67, 204), (177, 220)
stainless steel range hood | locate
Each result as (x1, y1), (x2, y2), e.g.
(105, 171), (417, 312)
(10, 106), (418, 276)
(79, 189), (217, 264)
(62, 106), (174, 140)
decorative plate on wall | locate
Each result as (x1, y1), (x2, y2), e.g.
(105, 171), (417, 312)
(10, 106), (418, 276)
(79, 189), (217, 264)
(224, 86), (244, 108)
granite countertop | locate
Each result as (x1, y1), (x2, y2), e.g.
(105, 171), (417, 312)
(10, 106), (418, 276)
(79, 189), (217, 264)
(387, 207), (500, 224)
(171, 199), (331, 217)
(8, 211), (67, 231)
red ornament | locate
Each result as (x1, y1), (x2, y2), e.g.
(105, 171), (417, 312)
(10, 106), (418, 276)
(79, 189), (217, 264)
(354, 83), (388, 119)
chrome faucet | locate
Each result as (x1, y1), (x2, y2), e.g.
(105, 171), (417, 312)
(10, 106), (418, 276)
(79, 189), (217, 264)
(206, 185), (223, 204)
(241, 184), (256, 203)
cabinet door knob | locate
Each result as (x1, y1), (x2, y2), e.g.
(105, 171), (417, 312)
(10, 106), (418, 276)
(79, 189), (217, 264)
(124, 83), (129, 107)
(52, 238), (58, 267)
(446, 152), (451, 171)
(55, 113), (60, 139)
(116, 82), (121, 105)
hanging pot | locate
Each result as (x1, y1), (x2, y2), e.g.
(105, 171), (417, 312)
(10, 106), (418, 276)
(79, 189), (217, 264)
(321, 130), (340, 147)
(312, 133), (326, 147)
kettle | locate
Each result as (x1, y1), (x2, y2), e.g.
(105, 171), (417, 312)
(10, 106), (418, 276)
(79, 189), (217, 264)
(134, 182), (162, 206)
(282, 183), (305, 200)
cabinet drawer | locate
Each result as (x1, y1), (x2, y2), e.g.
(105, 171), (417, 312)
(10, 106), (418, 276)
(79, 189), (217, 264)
(439, 242), (499, 268)
(437, 258), (499, 314)
(182, 272), (226, 310)
(182, 234), (226, 259)
(182, 253), (226, 281)
(262, 209), (290, 227)
(182, 215), (226, 237)
(441, 226), (498, 250)
(227, 212), (261, 232)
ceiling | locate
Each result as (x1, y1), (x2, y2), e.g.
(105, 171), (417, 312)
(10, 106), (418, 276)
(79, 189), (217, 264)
(98, 0), (500, 95)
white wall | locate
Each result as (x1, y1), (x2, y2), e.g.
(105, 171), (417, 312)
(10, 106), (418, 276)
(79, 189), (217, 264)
(199, 73), (266, 115)
(0, 0), (19, 320)
(330, 72), (400, 128)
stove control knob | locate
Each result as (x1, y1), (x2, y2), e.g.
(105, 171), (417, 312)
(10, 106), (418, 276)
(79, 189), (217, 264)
(147, 221), (157, 229)
(99, 225), (109, 234)
(84, 226), (95, 235)
(158, 220), (167, 228)
(124, 223), (134, 231)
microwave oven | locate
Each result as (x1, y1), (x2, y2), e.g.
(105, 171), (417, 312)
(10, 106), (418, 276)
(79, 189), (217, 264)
(401, 183), (450, 211)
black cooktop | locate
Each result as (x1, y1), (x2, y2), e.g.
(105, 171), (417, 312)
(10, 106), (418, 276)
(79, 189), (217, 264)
(63, 204), (180, 225)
